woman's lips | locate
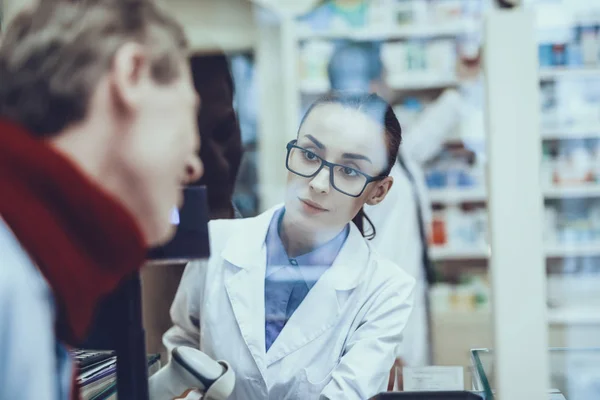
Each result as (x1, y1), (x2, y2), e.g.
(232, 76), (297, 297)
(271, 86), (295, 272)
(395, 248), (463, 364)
(299, 198), (328, 214)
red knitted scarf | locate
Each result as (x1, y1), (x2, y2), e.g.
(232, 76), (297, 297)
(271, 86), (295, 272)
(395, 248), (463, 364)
(0, 119), (147, 397)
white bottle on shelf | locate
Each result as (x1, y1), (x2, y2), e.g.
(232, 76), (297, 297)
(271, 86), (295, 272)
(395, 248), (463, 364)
(593, 140), (600, 183)
(445, 204), (463, 248)
(367, 0), (396, 30)
(579, 17), (599, 66)
(540, 143), (555, 187)
(544, 206), (558, 244)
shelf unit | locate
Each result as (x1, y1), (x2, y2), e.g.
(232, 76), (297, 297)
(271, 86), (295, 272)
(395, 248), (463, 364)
(427, 183), (600, 260)
(434, 308), (600, 325)
(293, 20), (472, 100)
(299, 79), (330, 95)
(544, 184), (600, 199)
(430, 246), (489, 261)
(547, 307), (600, 325)
(300, 75), (459, 94)
(546, 242), (600, 258)
(441, 124), (600, 142)
(428, 184), (600, 203)
(431, 242), (600, 261)
(296, 20), (469, 41)
(429, 187), (487, 204)
(539, 67), (600, 81)
(541, 124), (600, 140)
(386, 75), (459, 91)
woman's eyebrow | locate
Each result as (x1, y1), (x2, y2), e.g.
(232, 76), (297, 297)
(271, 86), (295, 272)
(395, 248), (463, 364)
(304, 134), (373, 164)
(342, 153), (372, 164)
(305, 134), (325, 149)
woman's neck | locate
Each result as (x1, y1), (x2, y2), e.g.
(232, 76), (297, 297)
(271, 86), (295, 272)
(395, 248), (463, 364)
(279, 213), (343, 258)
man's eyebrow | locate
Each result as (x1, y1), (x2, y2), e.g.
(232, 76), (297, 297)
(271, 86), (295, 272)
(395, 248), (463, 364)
(305, 134), (324, 149)
(342, 153), (372, 164)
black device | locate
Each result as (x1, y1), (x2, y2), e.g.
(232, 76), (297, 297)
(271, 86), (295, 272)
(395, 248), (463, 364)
(372, 392), (485, 400)
(82, 186), (211, 400)
(147, 185), (211, 262)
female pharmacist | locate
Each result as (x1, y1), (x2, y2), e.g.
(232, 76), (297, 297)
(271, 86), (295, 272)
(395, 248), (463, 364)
(163, 92), (416, 399)
(326, 41), (479, 378)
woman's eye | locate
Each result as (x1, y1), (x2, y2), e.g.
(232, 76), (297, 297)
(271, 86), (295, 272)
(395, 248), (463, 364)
(341, 166), (358, 176)
(303, 150), (318, 161)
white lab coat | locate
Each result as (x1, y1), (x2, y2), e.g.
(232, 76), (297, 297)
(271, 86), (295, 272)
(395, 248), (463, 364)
(163, 205), (415, 399)
(365, 161), (430, 367)
(365, 89), (463, 366)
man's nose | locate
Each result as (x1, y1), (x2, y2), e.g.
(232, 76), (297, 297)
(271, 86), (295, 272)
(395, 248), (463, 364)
(309, 168), (330, 194)
(184, 155), (204, 184)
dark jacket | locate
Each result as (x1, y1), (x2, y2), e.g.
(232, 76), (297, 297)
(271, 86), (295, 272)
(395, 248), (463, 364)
(190, 54), (243, 220)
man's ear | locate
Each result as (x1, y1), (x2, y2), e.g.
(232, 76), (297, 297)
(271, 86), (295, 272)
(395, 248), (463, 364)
(109, 42), (148, 113)
(366, 176), (393, 206)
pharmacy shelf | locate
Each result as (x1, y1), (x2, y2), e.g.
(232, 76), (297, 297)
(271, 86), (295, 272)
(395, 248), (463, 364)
(430, 246), (490, 261)
(386, 75), (459, 91)
(431, 243), (600, 261)
(544, 185), (600, 199)
(428, 185), (600, 204)
(299, 79), (330, 94)
(548, 307), (600, 325)
(434, 308), (600, 325)
(296, 21), (468, 41)
(539, 67), (600, 81)
(546, 242), (600, 258)
(541, 124), (600, 140)
(300, 76), (459, 94)
(428, 187), (487, 204)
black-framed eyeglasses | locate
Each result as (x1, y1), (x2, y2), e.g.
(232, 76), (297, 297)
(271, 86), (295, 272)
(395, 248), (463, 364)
(285, 140), (387, 198)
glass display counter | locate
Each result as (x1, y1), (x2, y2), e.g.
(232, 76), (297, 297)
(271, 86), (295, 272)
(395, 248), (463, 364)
(471, 348), (600, 400)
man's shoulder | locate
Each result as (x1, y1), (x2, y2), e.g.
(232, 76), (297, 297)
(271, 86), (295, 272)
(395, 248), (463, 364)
(0, 220), (53, 308)
(0, 222), (58, 398)
(0, 221), (29, 290)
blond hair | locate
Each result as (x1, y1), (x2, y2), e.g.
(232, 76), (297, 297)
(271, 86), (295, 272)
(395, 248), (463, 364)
(0, 0), (188, 137)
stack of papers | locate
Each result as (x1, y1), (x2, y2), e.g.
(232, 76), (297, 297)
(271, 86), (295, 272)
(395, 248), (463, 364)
(73, 350), (161, 400)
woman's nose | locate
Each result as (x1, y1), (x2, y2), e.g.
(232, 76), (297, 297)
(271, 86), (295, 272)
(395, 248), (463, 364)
(309, 168), (330, 194)
(184, 154), (204, 184)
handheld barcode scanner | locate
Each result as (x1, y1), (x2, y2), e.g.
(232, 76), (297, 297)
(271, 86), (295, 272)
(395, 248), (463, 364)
(149, 347), (235, 400)
(83, 186), (234, 400)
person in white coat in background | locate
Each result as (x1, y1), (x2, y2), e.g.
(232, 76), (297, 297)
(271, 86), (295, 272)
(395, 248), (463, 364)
(164, 92), (415, 399)
(368, 90), (464, 370)
(325, 42), (465, 373)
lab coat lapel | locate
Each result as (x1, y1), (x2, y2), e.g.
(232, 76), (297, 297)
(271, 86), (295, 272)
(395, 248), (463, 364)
(265, 223), (369, 367)
(222, 206), (281, 379)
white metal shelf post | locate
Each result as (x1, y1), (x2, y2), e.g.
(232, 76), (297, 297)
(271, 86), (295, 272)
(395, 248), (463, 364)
(254, 7), (298, 211)
(485, 7), (549, 400)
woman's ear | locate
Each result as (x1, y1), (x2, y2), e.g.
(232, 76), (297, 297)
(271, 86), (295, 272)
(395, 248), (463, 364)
(366, 176), (393, 206)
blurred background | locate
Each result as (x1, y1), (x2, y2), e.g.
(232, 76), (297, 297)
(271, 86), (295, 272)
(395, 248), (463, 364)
(5, 0), (600, 397)
(153, 0), (600, 371)
(218, 1), (600, 394)
(128, 0), (600, 395)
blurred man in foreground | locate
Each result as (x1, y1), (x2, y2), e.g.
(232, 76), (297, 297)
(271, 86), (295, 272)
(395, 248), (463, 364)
(0, 0), (202, 398)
